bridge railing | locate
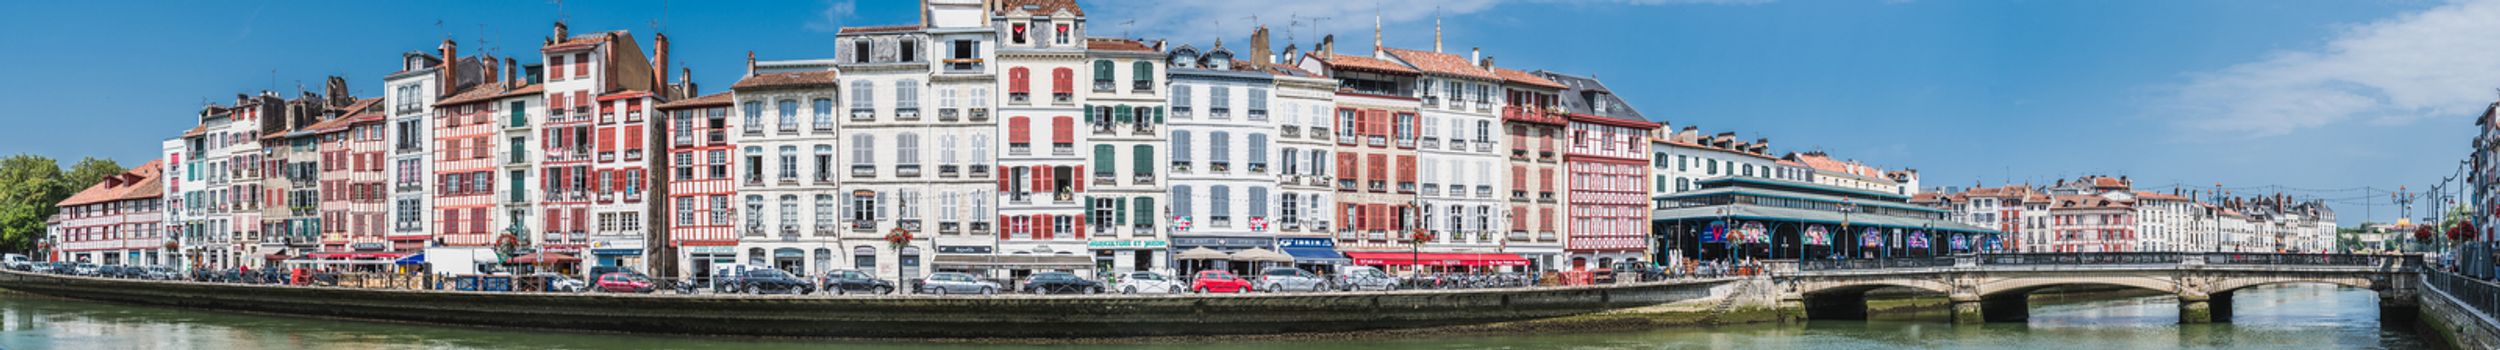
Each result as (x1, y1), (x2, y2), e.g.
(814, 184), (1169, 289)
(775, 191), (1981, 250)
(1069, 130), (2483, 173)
(2426, 270), (2500, 325)
(1979, 252), (2182, 266)
(1799, 257), (1955, 271)
(1789, 253), (2421, 272)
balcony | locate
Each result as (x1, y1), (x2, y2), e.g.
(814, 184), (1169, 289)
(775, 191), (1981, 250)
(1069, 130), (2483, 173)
(851, 165), (876, 178)
(1009, 144), (1031, 156)
(1475, 141), (1494, 153)
(896, 108), (921, 121)
(970, 222), (992, 235)
(1309, 127), (1330, 140)
(1422, 184), (1441, 196)
(623, 149), (642, 161)
(1421, 96), (1440, 108)
(939, 108), (960, 122)
(1209, 161), (1228, 173)
(968, 108), (990, 122)
(1209, 217), (1231, 228)
(1010, 192), (1031, 204)
(1280, 125), (1301, 138)
(743, 127), (763, 136)
(1368, 180), (1387, 192)
(1538, 151), (1555, 161)
(1092, 122), (1117, 135)
(896, 165), (921, 178)
(969, 165), (990, 177)
(1010, 93), (1030, 105)
(1476, 186), (1494, 198)
(1396, 137), (1415, 149)
(1247, 109), (1267, 121)
(627, 111), (644, 122)
(1511, 148), (1528, 159)
(1132, 173), (1154, 185)
(1132, 80), (1155, 93)
(1051, 143), (1074, 156)
(1510, 190), (1525, 199)
(1338, 179), (1357, 190)
(1210, 108), (1230, 119)
(898, 219), (922, 232)
(1538, 231), (1558, 241)
(943, 58), (983, 73)
(1093, 172), (1115, 186)
(1052, 93), (1072, 105)
(1447, 140), (1467, 151)
(1172, 107), (1192, 119)
(1397, 182), (1416, 194)
(597, 152), (616, 163)
(574, 107), (592, 117)
(1248, 162), (1267, 174)
(939, 222), (960, 235)
(852, 220), (877, 233)
(813, 174), (834, 184)
(850, 109), (875, 122)
(1421, 137), (1440, 150)
(1539, 192), (1556, 203)
(1094, 80), (1115, 93)
(1131, 121), (1155, 134)
(939, 164), (960, 177)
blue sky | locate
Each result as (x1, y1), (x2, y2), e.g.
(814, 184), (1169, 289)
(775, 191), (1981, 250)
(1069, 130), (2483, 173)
(1, 0), (2490, 225)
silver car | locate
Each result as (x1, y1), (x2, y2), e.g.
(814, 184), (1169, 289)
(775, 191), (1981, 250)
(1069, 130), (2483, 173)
(1255, 267), (1328, 292)
(1335, 266), (1400, 291)
(1113, 271), (1186, 294)
(917, 272), (999, 295)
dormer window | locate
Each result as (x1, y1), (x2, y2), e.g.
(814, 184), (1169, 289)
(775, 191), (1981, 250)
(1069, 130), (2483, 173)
(853, 40), (871, 63)
(1054, 24), (1071, 45)
(1012, 24), (1029, 45)
(899, 40), (916, 62)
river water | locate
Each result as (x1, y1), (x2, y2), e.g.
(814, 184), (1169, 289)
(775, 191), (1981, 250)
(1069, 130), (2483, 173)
(0, 284), (2431, 350)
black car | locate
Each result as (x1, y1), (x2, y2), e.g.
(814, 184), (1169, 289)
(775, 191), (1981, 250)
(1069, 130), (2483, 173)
(725, 268), (814, 294)
(1020, 271), (1104, 294)
(816, 269), (895, 295)
(96, 265), (128, 279)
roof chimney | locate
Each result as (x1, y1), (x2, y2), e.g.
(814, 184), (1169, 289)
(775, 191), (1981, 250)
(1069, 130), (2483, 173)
(1480, 55), (1494, 69)
(553, 21), (569, 43)
(438, 39), (458, 98)
(504, 58), (519, 88)
(681, 67), (696, 96)
(745, 51), (757, 77)
(1320, 34), (1336, 59)
(653, 33), (671, 98)
(1470, 47), (1480, 67)
(1249, 26), (1273, 65)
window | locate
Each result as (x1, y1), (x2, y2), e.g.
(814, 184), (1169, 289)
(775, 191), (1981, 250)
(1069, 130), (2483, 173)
(1248, 187), (1269, 221)
(1171, 186), (1192, 222)
(1092, 60), (1115, 92)
(1209, 86), (1230, 118)
(1209, 185), (1231, 227)
(1248, 133), (1269, 174)
(741, 101), (763, 134)
(815, 195), (836, 233)
(940, 135), (959, 168)
(706, 150), (728, 179)
(745, 195), (764, 235)
(897, 133), (921, 170)
(896, 79), (921, 117)
(1247, 88), (1268, 120)
(850, 81), (875, 120)
(1170, 131), (1192, 172)
(1050, 68), (1074, 103)
(1054, 23), (1070, 45)
(850, 134), (875, 174)
(710, 196), (730, 225)
(853, 39), (871, 63)
(813, 145), (834, 182)
(1210, 131), (1230, 172)
(1132, 145), (1154, 180)
(1395, 113), (1416, 147)
(1011, 23), (1029, 44)
(1171, 85), (1192, 117)
(779, 195), (799, 234)
(778, 146), (798, 181)
(812, 98), (833, 131)
(850, 193), (876, 228)
(899, 40), (917, 62)
(776, 100), (799, 132)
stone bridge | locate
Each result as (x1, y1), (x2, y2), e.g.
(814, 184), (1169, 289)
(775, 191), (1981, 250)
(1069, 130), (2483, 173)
(1774, 253), (2421, 324)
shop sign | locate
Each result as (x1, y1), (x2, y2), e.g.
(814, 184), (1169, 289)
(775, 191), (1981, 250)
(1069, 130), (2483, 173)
(1276, 237), (1335, 249)
(937, 245), (994, 254)
(1086, 240), (1168, 249)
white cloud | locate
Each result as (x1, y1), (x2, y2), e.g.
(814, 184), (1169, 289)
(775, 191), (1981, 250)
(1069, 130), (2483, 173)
(1084, 0), (1759, 49)
(2167, 0), (2500, 137)
(803, 0), (858, 33)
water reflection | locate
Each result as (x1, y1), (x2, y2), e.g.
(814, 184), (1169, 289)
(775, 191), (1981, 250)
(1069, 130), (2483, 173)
(0, 284), (2430, 350)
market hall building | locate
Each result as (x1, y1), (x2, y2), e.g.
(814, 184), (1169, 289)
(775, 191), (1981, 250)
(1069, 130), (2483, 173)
(1651, 177), (2001, 267)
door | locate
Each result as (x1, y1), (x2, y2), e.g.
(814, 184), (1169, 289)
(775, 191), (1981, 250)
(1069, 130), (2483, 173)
(899, 247), (922, 289)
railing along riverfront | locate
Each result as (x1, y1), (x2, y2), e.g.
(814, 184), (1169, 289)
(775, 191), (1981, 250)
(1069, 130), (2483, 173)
(1793, 253), (2421, 272)
(2426, 269), (2500, 328)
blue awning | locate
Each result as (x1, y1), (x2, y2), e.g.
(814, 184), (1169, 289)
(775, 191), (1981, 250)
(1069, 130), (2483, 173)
(394, 253), (427, 265)
(590, 248), (643, 256)
(1281, 246), (1348, 264)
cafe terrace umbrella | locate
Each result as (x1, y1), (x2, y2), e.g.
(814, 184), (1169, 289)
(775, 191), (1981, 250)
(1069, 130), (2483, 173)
(1232, 248), (1294, 263)
(1174, 247), (1231, 260)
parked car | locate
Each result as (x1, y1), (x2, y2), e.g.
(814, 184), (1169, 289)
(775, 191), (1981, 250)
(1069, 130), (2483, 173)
(725, 268), (814, 294)
(917, 272), (999, 295)
(142, 267), (178, 280)
(527, 273), (587, 292)
(97, 265), (129, 279)
(595, 272), (657, 293)
(816, 269), (895, 295)
(1021, 271), (1104, 295)
(1255, 267), (1328, 292)
(1114, 271), (1186, 294)
(1334, 266), (1401, 291)
(3, 254), (29, 270)
(70, 263), (99, 276)
(1189, 270), (1254, 294)
(707, 264), (753, 293)
(28, 262), (57, 274)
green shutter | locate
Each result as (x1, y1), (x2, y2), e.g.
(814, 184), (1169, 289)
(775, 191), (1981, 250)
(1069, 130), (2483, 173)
(1114, 105), (1133, 123)
(1133, 61), (1153, 83)
(1095, 60), (1114, 80)
(1134, 197), (1155, 226)
(1115, 198), (1129, 224)
(1154, 107), (1165, 123)
(1085, 195), (1095, 213)
(1084, 104), (1096, 123)
(1093, 145), (1115, 173)
(1132, 145), (1153, 175)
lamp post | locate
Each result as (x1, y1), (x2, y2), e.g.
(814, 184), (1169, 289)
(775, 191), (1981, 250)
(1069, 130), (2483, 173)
(1410, 227), (1434, 280)
(886, 227), (914, 294)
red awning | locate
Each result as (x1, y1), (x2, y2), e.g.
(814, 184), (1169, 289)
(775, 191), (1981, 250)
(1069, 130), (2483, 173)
(1344, 252), (1531, 267)
(509, 252), (581, 264)
(304, 252), (411, 260)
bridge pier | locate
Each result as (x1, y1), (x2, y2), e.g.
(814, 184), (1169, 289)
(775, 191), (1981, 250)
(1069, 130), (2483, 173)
(2179, 292), (2218, 324)
(2379, 285), (2419, 325)
(1950, 296), (1984, 325)
(2210, 291), (2235, 323)
(1981, 293), (2030, 323)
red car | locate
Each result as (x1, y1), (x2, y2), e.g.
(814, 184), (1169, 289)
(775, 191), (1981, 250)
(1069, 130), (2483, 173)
(595, 272), (655, 293)
(1190, 270), (1254, 293)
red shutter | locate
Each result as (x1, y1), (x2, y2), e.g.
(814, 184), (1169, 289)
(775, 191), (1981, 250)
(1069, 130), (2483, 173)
(574, 53), (589, 76)
(998, 171), (1011, 191)
(1052, 68), (1074, 94)
(1513, 207), (1527, 230)
(575, 91), (590, 109)
(1033, 215), (1050, 240)
(1512, 166), (1527, 190)
(1009, 68), (1031, 93)
(1339, 204), (1353, 231)
(623, 125), (643, 152)
(998, 215), (1011, 239)
(1397, 155), (1415, 184)
(1051, 117), (1073, 143)
(1071, 165), (1085, 192)
(1030, 166), (1048, 195)
(598, 127), (617, 153)
(1008, 117), (1031, 143)
(471, 208), (489, 234)
(572, 208), (588, 233)
(1366, 154), (1388, 182)
(1336, 154), (1357, 181)
(1370, 204), (1389, 232)
(1073, 214), (1086, 239)
(1541, 169), (1556, 192)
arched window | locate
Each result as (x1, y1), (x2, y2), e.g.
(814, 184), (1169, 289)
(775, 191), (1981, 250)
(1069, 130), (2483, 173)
(853, 246), (878, 271)
(779, 195), (799, 235)
(811, 98), (833, 131)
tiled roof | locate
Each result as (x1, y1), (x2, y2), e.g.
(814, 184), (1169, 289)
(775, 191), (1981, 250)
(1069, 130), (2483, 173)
(1085, 38), (1154, 52)
(994, 0), (1084, 16)
(1380, 48), (1497, 80)
(1493, 68), (1564, 89)
(838, 25), (920, 34)
(436, 83), (543, 106)
(58, 160), (163, 207)
(2134, 192), (2191, 201)
(657, 92), (734, 109)
(1314, 53), (1418, 75)
(1789, 152), (1885, 179)
(1537, 71), (1647, 121)
(544, 31), (622, 52)
(305, 98), (383, 133)
(2051, 195), (2134, 210)
(180, 125), (207, 137)
(731, 71), (840, 90)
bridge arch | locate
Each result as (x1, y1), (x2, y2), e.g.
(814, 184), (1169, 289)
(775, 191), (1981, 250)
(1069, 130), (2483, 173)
(2208, 278), (2375, 296)
(1976, 277), (2177, 298)
(1792, 280), (1953, 297)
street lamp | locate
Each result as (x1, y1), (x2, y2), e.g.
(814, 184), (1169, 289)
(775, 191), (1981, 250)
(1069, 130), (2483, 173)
(885, 227), (915, 294)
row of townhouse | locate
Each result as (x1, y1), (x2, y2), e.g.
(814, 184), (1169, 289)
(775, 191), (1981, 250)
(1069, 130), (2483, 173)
(66, 0), (1996, 281)
(1915, 176), (2336, 254)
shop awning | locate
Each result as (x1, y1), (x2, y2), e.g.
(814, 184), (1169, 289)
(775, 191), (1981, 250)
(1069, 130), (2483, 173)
(304, 252), (411, 260)
(930, 254), (1095, 270)
(1343, 252), (1531, 267)
(1280, 246), (1348, 264)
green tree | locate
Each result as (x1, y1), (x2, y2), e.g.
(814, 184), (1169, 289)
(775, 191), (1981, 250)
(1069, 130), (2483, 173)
(0, 155), (66, 254)
(61, 157), (124, 190)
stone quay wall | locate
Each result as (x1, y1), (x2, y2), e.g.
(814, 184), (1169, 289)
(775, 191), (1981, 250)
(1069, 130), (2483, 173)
(0, 270), (1732, 339)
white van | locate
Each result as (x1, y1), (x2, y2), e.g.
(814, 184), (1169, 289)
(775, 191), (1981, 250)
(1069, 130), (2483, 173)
(3, 254), (30, 270)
